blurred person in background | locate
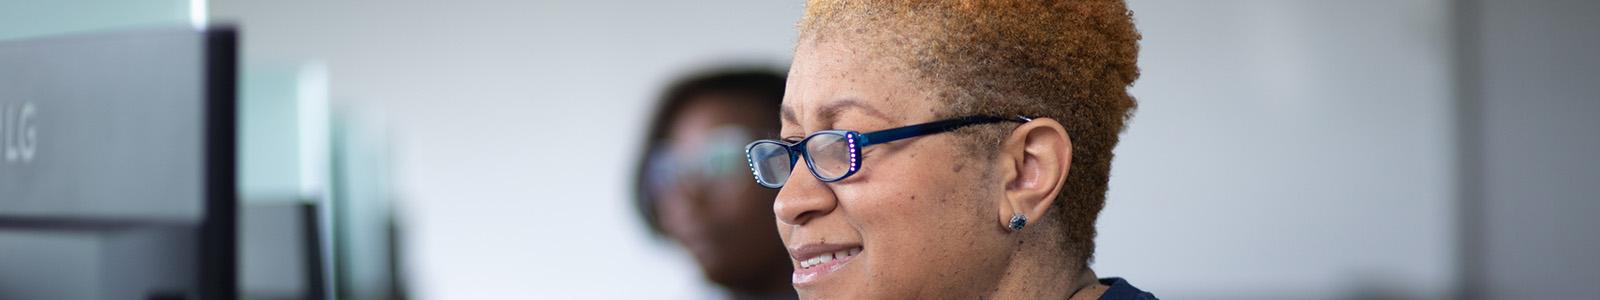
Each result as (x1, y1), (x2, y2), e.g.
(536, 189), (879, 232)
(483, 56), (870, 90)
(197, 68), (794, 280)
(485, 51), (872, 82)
(743, 0), (1156, 299)
(633, 69), (798, 299)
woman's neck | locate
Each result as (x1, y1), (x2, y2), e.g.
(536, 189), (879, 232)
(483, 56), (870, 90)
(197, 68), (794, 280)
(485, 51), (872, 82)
(987, 232), (1104, 299)
(1066, 268), (1108, 300)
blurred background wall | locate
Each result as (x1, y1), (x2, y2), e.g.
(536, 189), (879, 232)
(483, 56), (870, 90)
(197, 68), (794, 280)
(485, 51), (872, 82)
(1465, 0), (1600, 298)
(1101, 1), (1457, 298)
(3, 0), (1596, 299)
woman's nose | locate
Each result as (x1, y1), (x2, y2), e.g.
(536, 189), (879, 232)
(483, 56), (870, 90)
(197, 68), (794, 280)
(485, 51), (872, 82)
(773, 161), (837, 226)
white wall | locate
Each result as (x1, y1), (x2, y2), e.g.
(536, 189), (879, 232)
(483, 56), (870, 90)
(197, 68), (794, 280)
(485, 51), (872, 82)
(1100, 1), (1457, 299)
(214, 0), (1459, 299)
(1472, 0), (1600, 298)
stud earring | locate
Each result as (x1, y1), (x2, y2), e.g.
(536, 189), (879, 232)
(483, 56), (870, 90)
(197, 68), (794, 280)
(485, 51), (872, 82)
(1008, 213), (1028, 232)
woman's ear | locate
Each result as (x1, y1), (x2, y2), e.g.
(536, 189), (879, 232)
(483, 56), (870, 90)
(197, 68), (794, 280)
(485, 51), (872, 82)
(996, 118), (1072, 232)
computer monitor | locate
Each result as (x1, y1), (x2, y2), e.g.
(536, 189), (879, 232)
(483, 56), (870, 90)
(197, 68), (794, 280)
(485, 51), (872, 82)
(0, 26), (236, 300)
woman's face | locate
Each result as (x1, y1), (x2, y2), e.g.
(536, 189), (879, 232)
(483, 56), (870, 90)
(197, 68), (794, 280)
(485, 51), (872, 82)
(654, 96), (791, 292)
(775, 40), (1015, 298)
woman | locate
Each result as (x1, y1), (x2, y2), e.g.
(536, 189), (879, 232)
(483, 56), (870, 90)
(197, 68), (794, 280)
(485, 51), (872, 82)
(634, 69), (797, 299)
(743, 1), (1157, 299)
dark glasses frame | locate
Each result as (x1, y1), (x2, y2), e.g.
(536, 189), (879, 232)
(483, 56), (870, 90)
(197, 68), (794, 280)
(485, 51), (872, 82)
(744, 115), (1032, 188)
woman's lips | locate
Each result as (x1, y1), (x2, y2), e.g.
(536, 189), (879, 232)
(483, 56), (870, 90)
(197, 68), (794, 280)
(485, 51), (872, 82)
(789, 244), (864, 286)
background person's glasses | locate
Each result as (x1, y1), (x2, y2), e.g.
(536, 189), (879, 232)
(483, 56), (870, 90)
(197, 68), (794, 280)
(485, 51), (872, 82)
(744, 115), (1031, 188)
(647, 126), (752, 197)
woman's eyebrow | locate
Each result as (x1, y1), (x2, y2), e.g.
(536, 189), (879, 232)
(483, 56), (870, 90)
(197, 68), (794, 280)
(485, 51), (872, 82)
(780, 98), (891, 128)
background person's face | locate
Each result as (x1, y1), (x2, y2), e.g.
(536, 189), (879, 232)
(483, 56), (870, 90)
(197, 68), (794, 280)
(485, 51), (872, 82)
(654, 96), (791, 291)
(775, 40), (1016, 299)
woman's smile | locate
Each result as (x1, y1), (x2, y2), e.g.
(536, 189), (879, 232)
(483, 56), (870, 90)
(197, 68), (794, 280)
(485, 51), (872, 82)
(788, 243), (864, 286)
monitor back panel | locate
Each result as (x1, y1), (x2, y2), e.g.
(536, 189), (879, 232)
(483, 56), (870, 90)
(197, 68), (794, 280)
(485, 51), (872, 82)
(0, 27), (236, 300)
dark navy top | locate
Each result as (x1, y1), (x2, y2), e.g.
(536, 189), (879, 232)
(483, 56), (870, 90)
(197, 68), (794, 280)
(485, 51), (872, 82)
(1098, 277), (1158, 300)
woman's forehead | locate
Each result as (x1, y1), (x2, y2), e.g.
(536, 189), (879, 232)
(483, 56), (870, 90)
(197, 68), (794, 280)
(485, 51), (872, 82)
(781, 98), (895, 129)
(782, 47), (937, 129)
(780, 82), (941, 132)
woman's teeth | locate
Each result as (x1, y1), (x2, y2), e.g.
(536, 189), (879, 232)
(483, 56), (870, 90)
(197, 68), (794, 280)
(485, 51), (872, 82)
(799, 247), (863, 269)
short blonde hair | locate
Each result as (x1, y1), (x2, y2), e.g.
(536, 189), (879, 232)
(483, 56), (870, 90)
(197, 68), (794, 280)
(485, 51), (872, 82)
(799, 0), (1141, 265)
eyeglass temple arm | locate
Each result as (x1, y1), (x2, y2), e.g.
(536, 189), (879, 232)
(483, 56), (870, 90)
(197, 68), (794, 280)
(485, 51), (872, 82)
(858, 115), (1031, 146)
